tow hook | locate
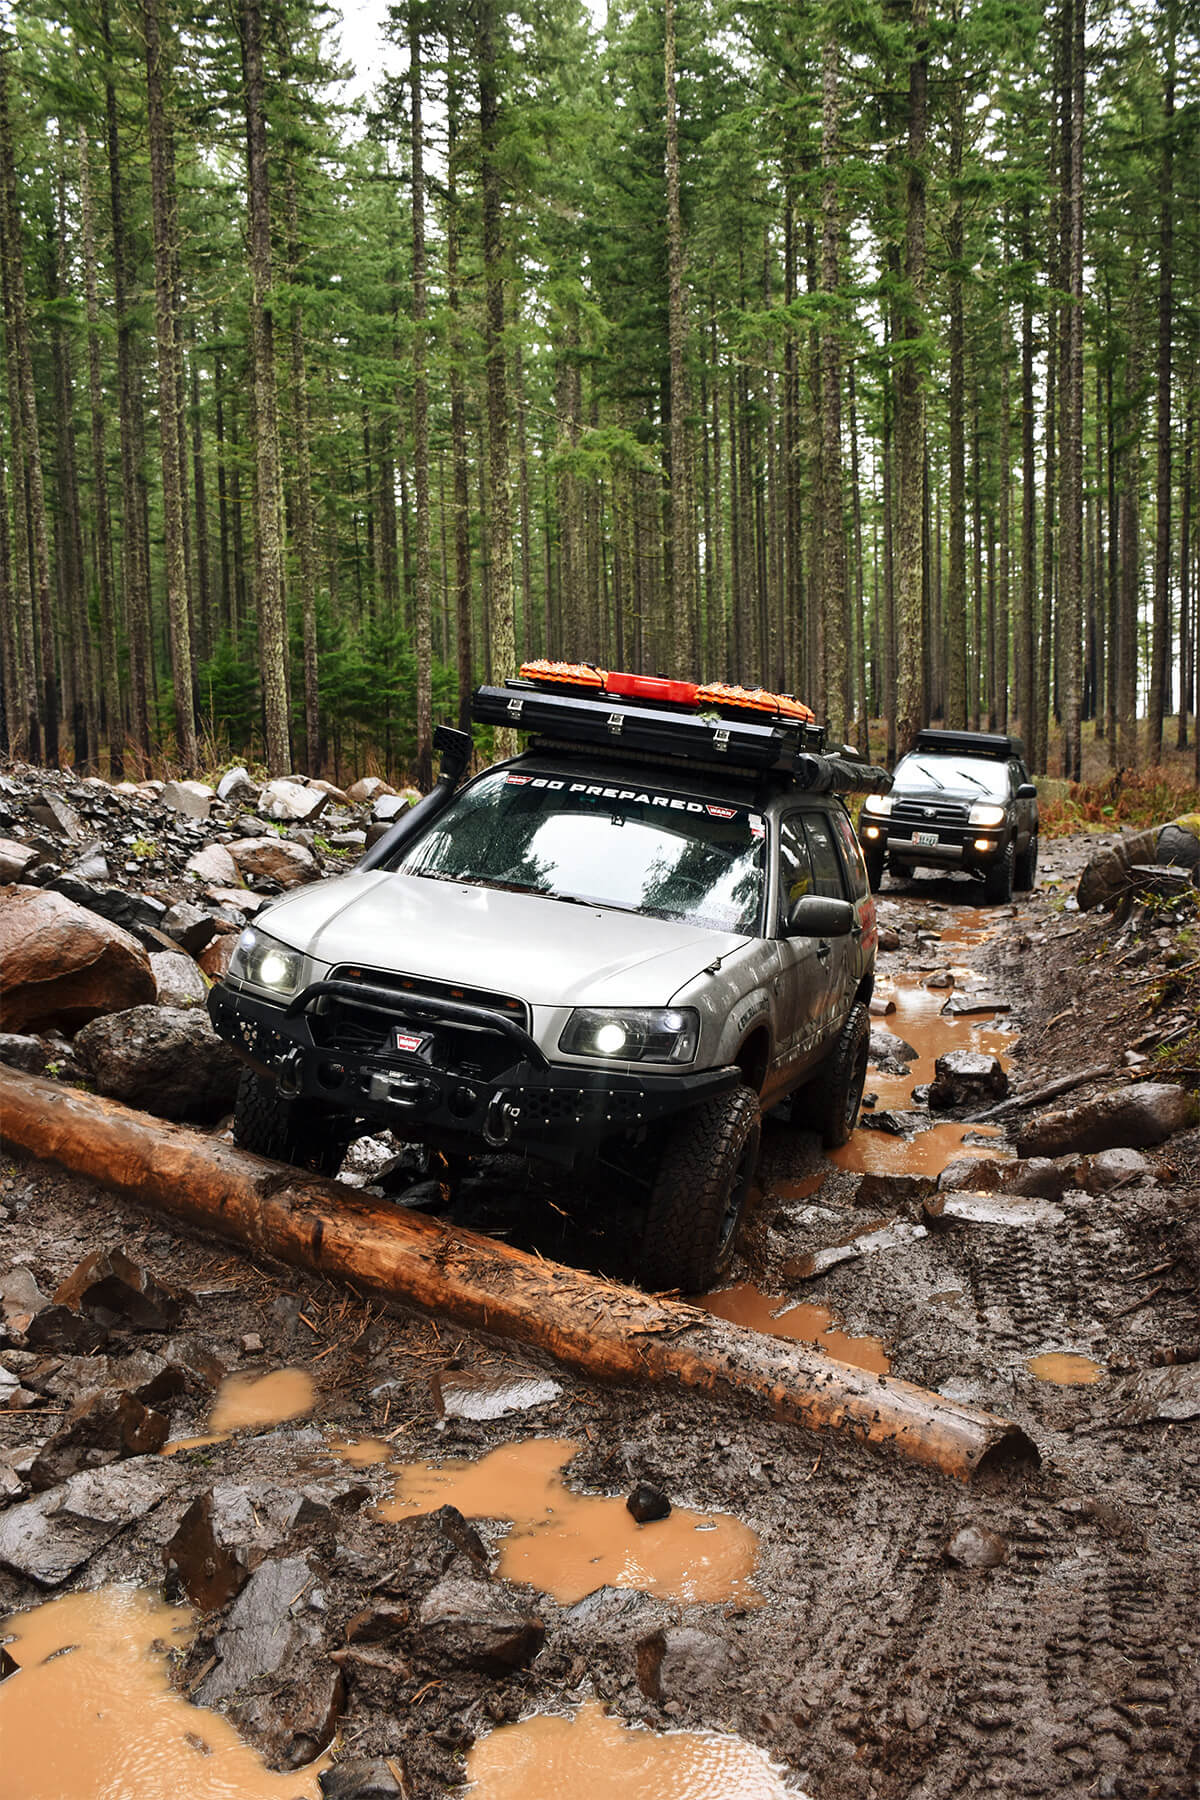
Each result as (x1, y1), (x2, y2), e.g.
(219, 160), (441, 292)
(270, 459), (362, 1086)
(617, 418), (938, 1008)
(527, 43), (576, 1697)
(483, 1092), (521, 1147)
(277, 1049), (305, 1098)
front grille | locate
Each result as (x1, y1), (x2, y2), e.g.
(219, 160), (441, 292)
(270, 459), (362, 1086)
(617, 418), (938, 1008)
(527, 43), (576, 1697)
(892, 799), (970, 827)
(308, 966), (530, 1080)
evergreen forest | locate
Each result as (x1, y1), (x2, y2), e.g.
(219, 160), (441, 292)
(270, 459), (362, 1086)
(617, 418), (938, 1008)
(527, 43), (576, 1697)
(0, 0), (1197, 790)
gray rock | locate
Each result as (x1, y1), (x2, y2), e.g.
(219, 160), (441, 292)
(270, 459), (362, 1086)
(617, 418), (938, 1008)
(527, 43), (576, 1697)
(944, 1522), (1008, 1569)
(371, 795), (411, 824)
(185, 842), (240, 886)
(28, 789), (84, 841)
(0, 1460), (174, 1585)
(150, 949), (208, 1008)
(23, 1304), (110, 1355)
(928, 1050), (1009, 1111)
(64, 846), (110, 884)
(1016, 1083), (1198, 1158)
(1111, 1364), (1200, 1425)
(29, 1388), (169, 1490)
(1069, 1147), (1158, 1193)
(73, 1004), (241, 1121)
(868, 1028), (918, 1073)
(854, 1170), (936, 1212)
(0, 837), (39, 882)
(1, 1265), (50, 1333)
(260, 778), (327, 824)
(319, 1761), (407, 1800)
(45, 877), (168, 943)
(216, 766), (259, 805)
(160, 899), (219, 955)
(416, 1574), (545, 1673)
(636, 1625), (732, 1701)
(346, 777), (393, 806)
(626, 1481), (671, 1524)
(229, 836), (321, 888)
(161, 779), (215, 820)
(53, 1245), (184, 1333)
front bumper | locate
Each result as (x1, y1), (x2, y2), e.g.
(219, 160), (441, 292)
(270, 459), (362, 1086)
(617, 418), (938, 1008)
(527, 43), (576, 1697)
(208, 982), (740, 1166)
(861, 824), (1005, 869)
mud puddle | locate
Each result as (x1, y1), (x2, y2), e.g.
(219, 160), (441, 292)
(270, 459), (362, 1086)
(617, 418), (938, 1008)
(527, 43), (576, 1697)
(698, 1284), (890, 1374)
(1027, 1353), (1104, 1385)
(466, 1699), (796, 1798)
(379, 1436), (759, 1605)
(0, 1587), (326, 1800)
(164, 1367), (316, 1454)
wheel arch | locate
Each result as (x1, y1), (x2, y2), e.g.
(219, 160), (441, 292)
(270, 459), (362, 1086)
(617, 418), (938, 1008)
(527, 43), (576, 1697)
(734, 1025), (771, 1096)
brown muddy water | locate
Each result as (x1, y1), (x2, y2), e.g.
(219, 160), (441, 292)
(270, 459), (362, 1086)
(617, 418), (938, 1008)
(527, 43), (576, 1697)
(163, 1367), (316, 1453)
(699, 1284), (891, 1375)
(1027, 1352), (1105, 1385)
(379, 1436), (760, 1605)
(466, 1699), (796, 1799)
(0, 1587), (326, 1800)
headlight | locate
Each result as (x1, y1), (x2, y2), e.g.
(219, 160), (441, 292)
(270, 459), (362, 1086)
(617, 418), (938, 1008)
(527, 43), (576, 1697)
(968, 803), (1006, 827)
(558, 1007), (700, 1065)
(228, 927), (305, 997)
(862, 794), (893, 816)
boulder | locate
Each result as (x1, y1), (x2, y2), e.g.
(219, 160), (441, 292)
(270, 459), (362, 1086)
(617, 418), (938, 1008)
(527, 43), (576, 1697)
(150, 950), (208, 1008)
(928, 1051), (1008, 1111)
(160, 899), (219, 956)
(0, 837), (39, 882)
(29, 1388), (169, 1491)
(194, 1556), (345, 1768)
(0, 1032), (51, 1075)
(0, 1459), (174, 1586)
(73, 1004), (241, 1121)
(938, 1157), (1070, 1199)
(307, 780), (351, 806)
(199, 936), (238, 979)
(415, 1574), (545, 1674)
(371, 795), (412, 824)
(216, 766), (259, 805)
(45, 877), (168, 944)
(0, 886), (156, 1032)
(161, 779), (215, 820)
(229, 837), (321, 888)
(260, 778), (328, 824)
(1016, 1083), (1198, 1158)
(636, 1625), (733, 1701)
(185, 843), (240, 886)
(346, 777), (394, 806)
(1068, 1147), (1159, 1193)
(53, 1246), (183, 1333)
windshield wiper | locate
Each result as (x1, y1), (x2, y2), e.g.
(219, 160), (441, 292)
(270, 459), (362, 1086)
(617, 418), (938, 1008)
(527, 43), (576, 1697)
(911, 761), (945, 790)
(952, 768), (988, 791)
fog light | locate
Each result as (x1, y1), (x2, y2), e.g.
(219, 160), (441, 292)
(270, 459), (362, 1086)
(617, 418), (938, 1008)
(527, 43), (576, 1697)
(974, 837), (992, 852)
(864, 825), (880, 840)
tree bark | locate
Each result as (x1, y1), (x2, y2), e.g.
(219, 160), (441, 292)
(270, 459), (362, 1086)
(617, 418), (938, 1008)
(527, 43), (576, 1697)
(410, 17), (433, 789)
(895, 0), (929, 756)
(1149, 0), (1176, 762)
(478, 0), (516, 755)
(819, 36), (847, 746)
(664, 0), (694, 671)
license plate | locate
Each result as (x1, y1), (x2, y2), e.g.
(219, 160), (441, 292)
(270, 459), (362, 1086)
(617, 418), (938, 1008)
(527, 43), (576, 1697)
(912, 830), (940, 847)
(392, 1028), (432, 1057)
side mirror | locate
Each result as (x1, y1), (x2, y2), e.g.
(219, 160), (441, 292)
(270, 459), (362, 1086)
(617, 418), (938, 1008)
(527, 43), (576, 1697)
(786, 894), (855, 938)
(1016, 783), (1038, 800)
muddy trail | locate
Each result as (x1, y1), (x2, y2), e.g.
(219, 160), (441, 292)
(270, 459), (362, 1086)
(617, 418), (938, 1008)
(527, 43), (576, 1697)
(1, 840), (1199, 1800)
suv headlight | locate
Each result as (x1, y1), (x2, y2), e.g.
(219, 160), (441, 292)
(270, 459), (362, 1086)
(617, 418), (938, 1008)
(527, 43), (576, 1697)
(228, 927), (306, 998)
(558, 1007), (700, 1065)
(862, 794), (893, 817)
(968, 803), (1006, 827)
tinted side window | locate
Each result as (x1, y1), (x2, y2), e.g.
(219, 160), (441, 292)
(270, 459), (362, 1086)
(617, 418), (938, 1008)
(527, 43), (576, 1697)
(778, 818), (816, 924)
(802, 814), (846, 900)
(830, 807), (869, 900)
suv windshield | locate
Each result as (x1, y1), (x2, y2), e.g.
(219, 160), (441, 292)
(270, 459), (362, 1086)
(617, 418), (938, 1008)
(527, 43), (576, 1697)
(894, 755), (1009, 799)
(396, 768), (765, 933)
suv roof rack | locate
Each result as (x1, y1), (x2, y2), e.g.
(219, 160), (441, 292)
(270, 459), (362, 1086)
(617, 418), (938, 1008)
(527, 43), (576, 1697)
(914, 728), (1025, 761)
(471, 675), (892, 796)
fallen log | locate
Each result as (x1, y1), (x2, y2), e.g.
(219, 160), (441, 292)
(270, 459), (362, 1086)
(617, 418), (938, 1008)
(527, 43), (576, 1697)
(0, 1068), (1037, 1482)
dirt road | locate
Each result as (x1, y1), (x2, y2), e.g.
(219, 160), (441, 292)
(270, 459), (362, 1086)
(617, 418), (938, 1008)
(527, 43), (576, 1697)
(1, 844), (1197, 1798)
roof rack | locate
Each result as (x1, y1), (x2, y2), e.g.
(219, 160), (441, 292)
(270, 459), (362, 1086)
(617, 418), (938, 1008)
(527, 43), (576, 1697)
(914, 728), (1025, 761)
(471, 675), (892, 796)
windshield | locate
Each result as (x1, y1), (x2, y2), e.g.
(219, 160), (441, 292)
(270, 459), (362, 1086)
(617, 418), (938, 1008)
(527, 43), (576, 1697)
(894, 754), (1009, 799)
(396, 769), (765, 934)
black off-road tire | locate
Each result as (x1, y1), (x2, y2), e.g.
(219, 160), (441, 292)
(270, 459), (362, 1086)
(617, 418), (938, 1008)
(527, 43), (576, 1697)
(983, 841), (1015, 905)
(863, 841), (885, 892)
(1013, 832), (1039, 891)
(812, 1001), (870, 1148)
(638, 1087), (761, 1294)
(232, 1067), (357, 1176)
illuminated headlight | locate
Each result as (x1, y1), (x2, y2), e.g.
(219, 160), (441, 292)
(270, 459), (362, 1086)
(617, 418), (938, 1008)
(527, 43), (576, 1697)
(558, 1007), (700, 1065)
(968, 803), (1006, 827)
(228, 927), (305, 997)
(862, 794), (893, 817)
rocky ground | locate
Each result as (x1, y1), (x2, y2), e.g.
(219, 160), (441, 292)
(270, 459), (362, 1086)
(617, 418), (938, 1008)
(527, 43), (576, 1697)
(0, 763), (1198, 1798)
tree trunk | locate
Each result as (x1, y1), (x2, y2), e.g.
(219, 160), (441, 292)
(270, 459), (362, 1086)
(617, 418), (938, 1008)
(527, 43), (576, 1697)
(1149, 0), (1176, 762)
(945, 60), (967, 731)
(144, 0), (197, 771)
(410, 18), (433, 790)
(478, 0), (516, 756)
(895, 0), (928, 756)
(664, 0), (694, 672)
(819, 36), (847, 746)
(447, 64), (473, 736)
(1057, 0), (1085, 783)
(240, 0), (290, 774)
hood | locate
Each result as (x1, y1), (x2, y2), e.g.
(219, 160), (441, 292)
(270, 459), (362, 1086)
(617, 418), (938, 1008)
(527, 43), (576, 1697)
(257, 871), (749, 1007)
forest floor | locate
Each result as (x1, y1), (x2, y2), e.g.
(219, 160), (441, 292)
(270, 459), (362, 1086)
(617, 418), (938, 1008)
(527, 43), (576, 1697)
(1, 830), (1199, 1799)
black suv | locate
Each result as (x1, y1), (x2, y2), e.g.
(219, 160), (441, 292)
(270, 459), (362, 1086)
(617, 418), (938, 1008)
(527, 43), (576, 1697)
(857, 729), (1038, 903)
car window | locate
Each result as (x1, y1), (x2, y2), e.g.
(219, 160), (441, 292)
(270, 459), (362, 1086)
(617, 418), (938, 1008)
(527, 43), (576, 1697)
(778, 817), (815, 924)
(802, 814), (847, 899)
(893, 754), (1009, 799)
(829, 807), (869, 899)
(397, 768), (766, 934)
